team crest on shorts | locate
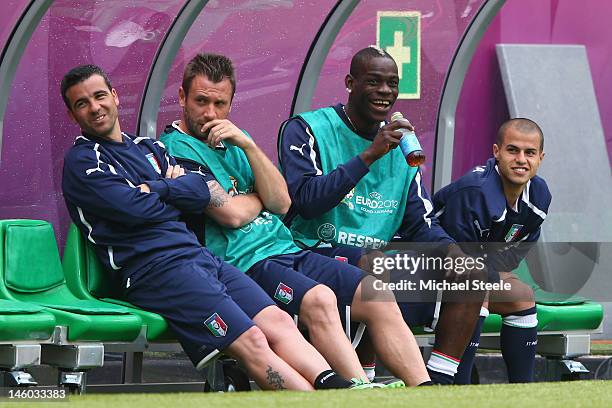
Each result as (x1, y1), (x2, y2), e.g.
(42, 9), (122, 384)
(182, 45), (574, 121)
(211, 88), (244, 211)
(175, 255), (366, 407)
(204, 313), (228, 337)
(504, 224), (524, 242)
(145, 153), (162, 174)
(274, 282), (294, 304)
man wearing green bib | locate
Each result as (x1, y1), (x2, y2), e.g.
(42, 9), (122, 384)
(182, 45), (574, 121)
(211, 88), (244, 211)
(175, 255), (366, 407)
(278, 47), (486, 385)
(161, 53), (432, 387)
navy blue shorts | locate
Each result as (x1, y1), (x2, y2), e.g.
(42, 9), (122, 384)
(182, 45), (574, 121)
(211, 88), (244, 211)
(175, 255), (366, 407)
(310, 246), (365, 267)
(247, 250), (367, 320)
(124, 247), (275, 367)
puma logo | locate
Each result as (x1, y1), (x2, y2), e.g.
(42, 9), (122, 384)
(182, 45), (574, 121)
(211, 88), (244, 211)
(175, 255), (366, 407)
(474, 219), (490, 239)
(290, 144), (306, 156)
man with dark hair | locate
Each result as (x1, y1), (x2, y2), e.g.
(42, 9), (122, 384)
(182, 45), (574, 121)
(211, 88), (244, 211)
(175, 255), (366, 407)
(60, 64), (362, 391)
(434, 118), (550, 383)
(278, 46), (487, 385)
(161, 53), (432, 388)
(60, 64), (113, 109)
(182, 53), (236, 102)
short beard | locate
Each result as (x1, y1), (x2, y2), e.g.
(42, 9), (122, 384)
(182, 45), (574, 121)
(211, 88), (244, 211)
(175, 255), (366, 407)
(183, 108), (209, 141)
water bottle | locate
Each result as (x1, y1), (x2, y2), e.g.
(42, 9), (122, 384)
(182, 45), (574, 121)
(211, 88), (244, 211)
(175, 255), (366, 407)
(391, 112), (425, 167)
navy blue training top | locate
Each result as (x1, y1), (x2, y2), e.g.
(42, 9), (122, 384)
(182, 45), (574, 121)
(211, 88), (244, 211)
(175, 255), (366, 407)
(62, 132), (213, 281)
(433, 158), (552, 272)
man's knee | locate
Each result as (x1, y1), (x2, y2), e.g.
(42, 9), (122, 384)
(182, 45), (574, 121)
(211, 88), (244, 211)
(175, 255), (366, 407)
(229, 326), (270, 361)
(512, 280), (535, 307)
(256, 306), (299, 346)
(354, 278), (403, 323)
(300, 285), (338, 324)
(491, 277), (535, 312)
(358, 275), (397, 303)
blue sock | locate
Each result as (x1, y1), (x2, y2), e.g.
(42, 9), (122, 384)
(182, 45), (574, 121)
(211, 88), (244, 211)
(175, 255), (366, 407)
(455, 309), (488, 384)
(427, 368), (454, 385)
(427, 350), (460, 385)
(500, 306), (538, 383)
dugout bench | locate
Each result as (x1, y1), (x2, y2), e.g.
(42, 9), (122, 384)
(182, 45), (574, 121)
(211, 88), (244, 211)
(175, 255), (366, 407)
(57, 221), (609, 385)
(0, 219), (605, 391)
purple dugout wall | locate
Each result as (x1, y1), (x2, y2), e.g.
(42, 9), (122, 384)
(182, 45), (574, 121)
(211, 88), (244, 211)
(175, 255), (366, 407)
(0, 0), (610, 245)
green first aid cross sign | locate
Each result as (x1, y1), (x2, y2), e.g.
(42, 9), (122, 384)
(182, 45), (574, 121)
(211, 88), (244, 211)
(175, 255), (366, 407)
(377, 11), (421, 99)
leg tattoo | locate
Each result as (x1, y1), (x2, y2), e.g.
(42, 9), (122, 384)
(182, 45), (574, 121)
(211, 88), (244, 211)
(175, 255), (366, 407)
(266, 365), (286, 390)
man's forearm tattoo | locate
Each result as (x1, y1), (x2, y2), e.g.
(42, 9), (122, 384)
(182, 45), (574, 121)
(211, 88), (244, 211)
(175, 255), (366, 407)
(266, 365), (285, 390)
(207, 180), (229, 208)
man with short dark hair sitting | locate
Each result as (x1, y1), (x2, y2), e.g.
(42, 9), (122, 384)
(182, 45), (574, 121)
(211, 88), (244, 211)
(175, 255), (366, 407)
(60, 64), (360, 391)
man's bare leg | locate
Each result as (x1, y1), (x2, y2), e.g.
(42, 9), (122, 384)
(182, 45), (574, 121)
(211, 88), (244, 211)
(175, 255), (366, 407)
(225, 324), (313, 391)
(298, 285), (368, 381)
(252, 305), (335, 385)
(434, 300), (484, 357)
(350, 277), (430, 386)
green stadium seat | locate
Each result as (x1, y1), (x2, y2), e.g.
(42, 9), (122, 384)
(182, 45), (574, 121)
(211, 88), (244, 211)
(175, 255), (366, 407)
(0, 219), (142, 342)
(0, 299), (55, 342)
(62, 223), (174, 341)
(480, 261), (603, 334)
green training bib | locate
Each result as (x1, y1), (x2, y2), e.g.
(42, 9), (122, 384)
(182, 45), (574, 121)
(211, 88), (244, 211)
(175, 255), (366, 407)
(288, 107), (417, 249)
(162, 128), (300, 271)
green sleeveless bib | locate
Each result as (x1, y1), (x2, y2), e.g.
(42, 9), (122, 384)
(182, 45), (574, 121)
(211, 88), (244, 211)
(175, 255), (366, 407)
(161, 128), (300, 271)
(289, 107), (417, 249)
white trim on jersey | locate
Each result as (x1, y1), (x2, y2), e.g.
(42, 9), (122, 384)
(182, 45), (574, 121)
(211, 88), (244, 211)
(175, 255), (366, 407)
(522, 180), (547, 220)
(415, 171), (433, 228)
(491, 165), (508, 222)
(77, 206), (121, 270)
(305, 127), (323, 176)
(84, 140), (138, 188)
(434, 207), (445, 218)
(493, 208), (507, 223)
(133, 136), (150, 144)
(85, 143), (105, 175)
(77, 206), (96, 244)
(107, 246), (121, 270)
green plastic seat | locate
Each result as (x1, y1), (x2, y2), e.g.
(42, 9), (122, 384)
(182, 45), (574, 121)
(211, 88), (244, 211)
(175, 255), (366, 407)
(481, 261), (603, 333)
(0, 219), (142, 342)
(513, 261), (587, 305)
(63, 223), (174, 341)
(0, 298), (56, 341)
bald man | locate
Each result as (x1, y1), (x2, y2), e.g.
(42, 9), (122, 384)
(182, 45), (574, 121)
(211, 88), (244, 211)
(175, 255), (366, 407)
(434, 118), (550, 383)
